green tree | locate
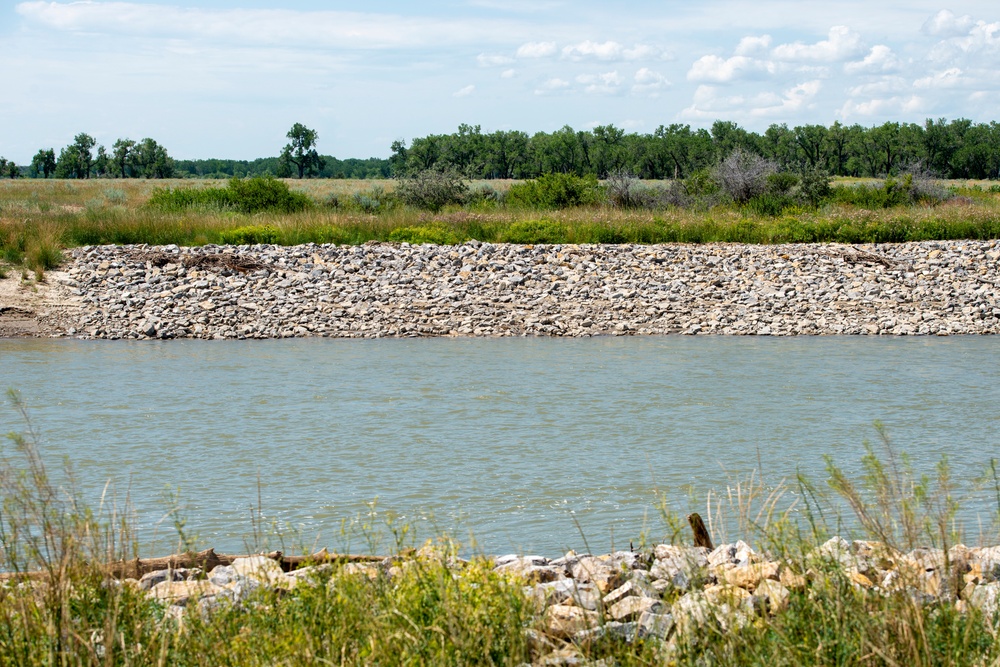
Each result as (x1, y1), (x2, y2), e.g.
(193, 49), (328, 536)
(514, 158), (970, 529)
(29, 149), (56, 178)
(112, 139), (136, 178)
(55, 133), (96, 178)
(93, 146), (110, 177)
(280, 123), (325, 178)
(132, 138), (174, 178)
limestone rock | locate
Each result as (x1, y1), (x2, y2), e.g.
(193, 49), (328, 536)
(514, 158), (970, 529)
(149, 580), (222, 607)
(608, 595), (662, 621)
(542, 604), (600, 639)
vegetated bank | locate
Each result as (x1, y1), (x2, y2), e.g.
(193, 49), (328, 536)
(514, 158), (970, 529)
(2, 398), (1000, 666)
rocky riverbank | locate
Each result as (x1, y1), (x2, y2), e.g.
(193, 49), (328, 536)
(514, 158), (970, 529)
(127, 537), (1000, 662)
(4, 239), (1000, 338)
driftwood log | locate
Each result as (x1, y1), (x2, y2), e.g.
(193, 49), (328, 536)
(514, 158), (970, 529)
(0, 548), (390, 582)
(687, 513), (714, 551)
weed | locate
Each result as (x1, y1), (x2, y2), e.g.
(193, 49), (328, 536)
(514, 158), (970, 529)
(218, 224), (281, 245)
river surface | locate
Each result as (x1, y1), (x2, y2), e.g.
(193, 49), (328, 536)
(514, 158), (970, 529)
(1, 337), (998, 557)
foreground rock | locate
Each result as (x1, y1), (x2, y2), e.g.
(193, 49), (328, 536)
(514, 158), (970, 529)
(27, 239), (1000, 339)
(133, 537), (1000, 663)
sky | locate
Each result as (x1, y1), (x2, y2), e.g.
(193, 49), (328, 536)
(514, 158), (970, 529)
(1, 1), (999, 163)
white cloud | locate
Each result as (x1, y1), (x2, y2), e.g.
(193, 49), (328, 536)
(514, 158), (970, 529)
(772, 26), (864, 62)
(534, 77), (570, 95)
(913, 68), (966, 89)
(478, 53), (514, 67)
(453, 84), (476, 98)
(734, 35), (772, 56)
(561, 40), (658, 61)
(847, 76), (907, 97)
(516, 41), (557, 58)
(500, 69), (516, 79)
(687, 55), (776, 83)
(844, 45), (902, 74)
(681, 80), (821, 120)
(922, 10), (975, 37)
(631, 67), (670, 96)
(839, 95), (926, 118)
(575, 70), (623, 94)
(14, 1), (522, 50)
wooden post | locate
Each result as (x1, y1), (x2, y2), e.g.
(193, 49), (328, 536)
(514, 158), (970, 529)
(687, 513), (714, 551)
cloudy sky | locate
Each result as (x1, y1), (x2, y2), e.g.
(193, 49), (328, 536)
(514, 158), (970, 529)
(2, 1), (999, 162)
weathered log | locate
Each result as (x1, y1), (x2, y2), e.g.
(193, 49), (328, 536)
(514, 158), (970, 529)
(687, 513), (714, 551)
(2, 548), (392, 581)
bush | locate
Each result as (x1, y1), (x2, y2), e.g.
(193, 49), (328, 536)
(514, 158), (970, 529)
(605, 170), (644, 208)
(746, 193), (797, 217)
(506, 173), (603, 209)
(148, 177), (312, 214)
(498, 219), (567, 244)
(351, 185), (394, 214)
(387, 223), (464, 245)
(395, 169), (469, 212)
(102, 188), (127, 205)
(147, 185), (231, 212)
(799, 168), (832, 206)
(831, 176), (914, 209)
(218, 225), (281, 245)
(714, 148), (776, 204)
(226, 176), (312, 214)
(766, 172), (799, 195)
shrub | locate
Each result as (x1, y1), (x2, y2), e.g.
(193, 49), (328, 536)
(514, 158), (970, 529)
(350, 185), (394, 214)
(395, 169), (469, 212)
(714, 148), (776, 204)
(102, 188), (127, 205)
(498, 219), (567, 244)
(218, 225), (281, 245)
(799, 168), (832, 206)
(683, 168), (720, 197)
(746, 193), (796, 217)
(605, 170), (644, 208)
(387, 223), (464, 245)
(766, 172), (800, 195)
(226, 176), (312, 214)
(148, 177), (312, 214)
(506, 173), (603, 209)
(147, 184), (232, 212)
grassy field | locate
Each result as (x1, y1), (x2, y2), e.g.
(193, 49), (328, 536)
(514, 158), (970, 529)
(1, 177), (1000, 278)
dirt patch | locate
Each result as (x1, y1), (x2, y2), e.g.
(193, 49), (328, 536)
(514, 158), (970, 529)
(0, 270), (85, 338)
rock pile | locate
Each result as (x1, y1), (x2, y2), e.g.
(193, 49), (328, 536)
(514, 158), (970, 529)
(51, 239), (1000, 339)
(128, 538), (1000, 660)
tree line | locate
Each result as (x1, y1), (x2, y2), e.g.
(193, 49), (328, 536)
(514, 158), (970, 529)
(391, 119), (1000, 181)
(1, 124), (389, 180)
(4, 118), (999, 181)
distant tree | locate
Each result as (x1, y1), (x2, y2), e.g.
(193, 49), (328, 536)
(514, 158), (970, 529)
(8, 160), (20, 178)
(30, 148), (57, 178)
(280, 123), (325, 178)
(93, 145), (110, 177)
(112, 139), (136, 178)
(389, 139), (409, 177)
(55, 133), (96, 178)
(132, 138), (174, 178)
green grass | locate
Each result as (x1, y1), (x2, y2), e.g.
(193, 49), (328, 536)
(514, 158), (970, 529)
(2, 178), (1000, 253)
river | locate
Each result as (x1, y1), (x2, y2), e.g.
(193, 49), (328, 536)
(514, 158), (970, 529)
(1, 336), (998, 556)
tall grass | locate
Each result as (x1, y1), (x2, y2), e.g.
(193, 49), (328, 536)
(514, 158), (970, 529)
(2, 178), (1000, 252)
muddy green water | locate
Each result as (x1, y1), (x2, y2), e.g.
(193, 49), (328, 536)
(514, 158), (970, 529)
(1, 337), (998, 556)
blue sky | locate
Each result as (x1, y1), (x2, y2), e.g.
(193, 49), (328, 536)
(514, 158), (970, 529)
(2, 1), (998, 162)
